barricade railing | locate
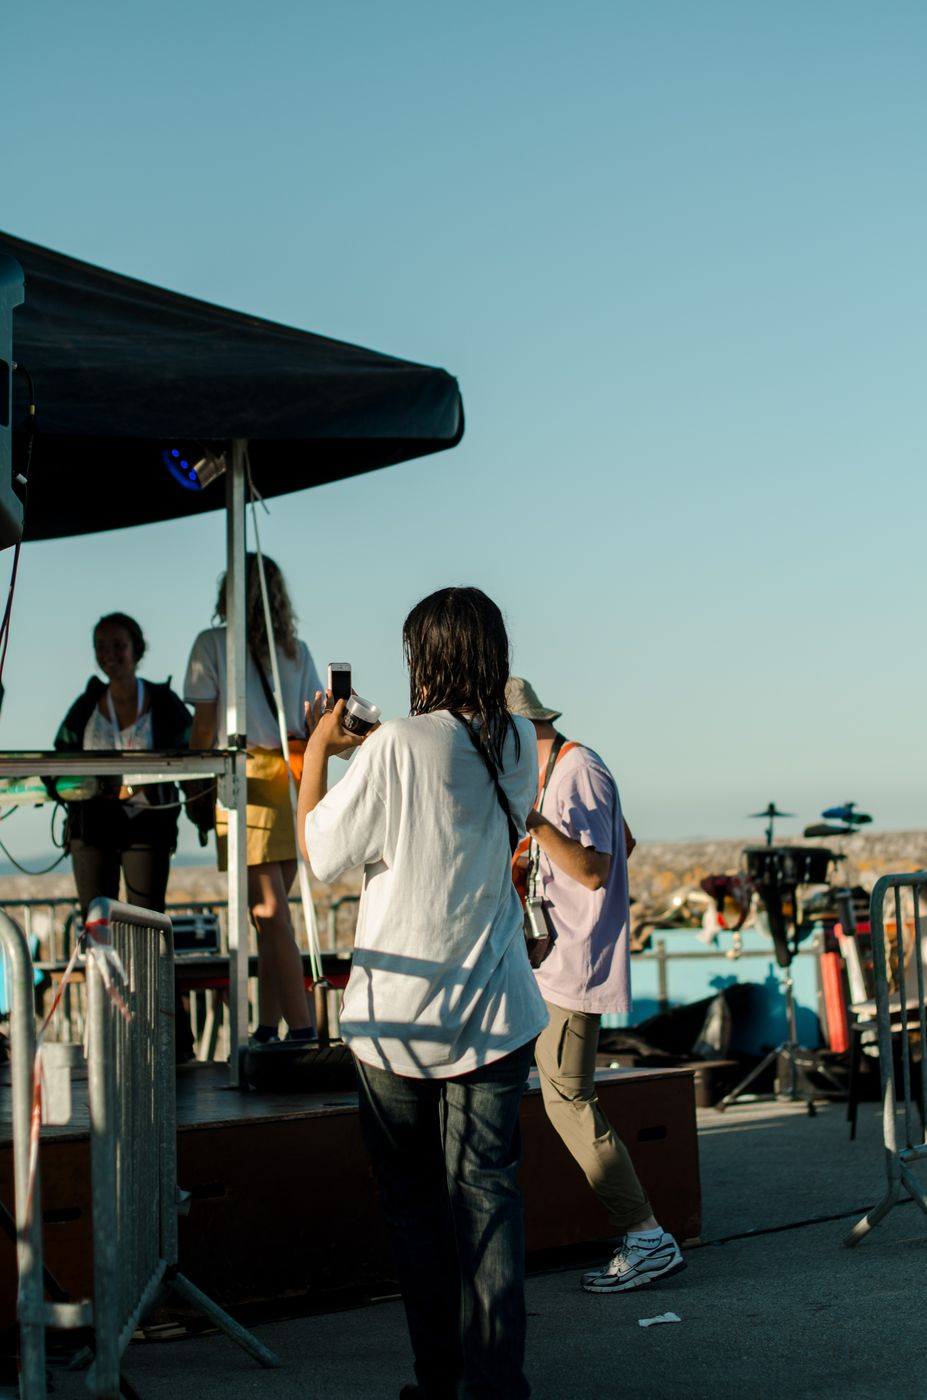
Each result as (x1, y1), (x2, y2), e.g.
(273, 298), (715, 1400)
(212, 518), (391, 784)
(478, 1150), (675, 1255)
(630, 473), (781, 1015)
(632, 932), (824, 1016)
(845, 871), (927, 1246)
(0, 748), (256, 1085)
(0, 892), (361, 961)
(0, 909), (48, 1400)
(86, 898), (175, 1387)
(0, 891), (361, 1056)
(4, 899), (281, 1398)
(0, 898), (81, 962)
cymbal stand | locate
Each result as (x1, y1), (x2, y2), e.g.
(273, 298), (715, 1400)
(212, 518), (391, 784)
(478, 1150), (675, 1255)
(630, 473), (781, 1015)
(716, 876), (844, 1115)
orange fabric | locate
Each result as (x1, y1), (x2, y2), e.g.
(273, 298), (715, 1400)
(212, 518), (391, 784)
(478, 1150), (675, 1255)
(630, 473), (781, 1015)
(512, 837), (530, 903)
(287, 737), (307, 783)
(510, 740), (579, 905)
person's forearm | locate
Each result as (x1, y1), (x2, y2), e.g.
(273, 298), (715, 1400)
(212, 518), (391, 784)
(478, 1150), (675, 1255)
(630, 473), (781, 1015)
(528, 814), (612, 890)
(297, 743), (329, 863)
(189, 703), (218, 749)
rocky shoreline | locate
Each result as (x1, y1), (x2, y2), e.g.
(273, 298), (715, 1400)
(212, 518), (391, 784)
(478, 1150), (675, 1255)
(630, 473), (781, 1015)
(626, 829), (927, 905)
(2, 830), (924, 916)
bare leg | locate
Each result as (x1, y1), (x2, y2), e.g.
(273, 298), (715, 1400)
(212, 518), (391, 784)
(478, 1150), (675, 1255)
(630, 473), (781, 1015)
(247, 861), (313, 1032)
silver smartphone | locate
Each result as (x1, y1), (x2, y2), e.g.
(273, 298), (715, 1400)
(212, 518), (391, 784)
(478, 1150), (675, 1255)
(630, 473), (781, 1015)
(327, 662), (352, 703)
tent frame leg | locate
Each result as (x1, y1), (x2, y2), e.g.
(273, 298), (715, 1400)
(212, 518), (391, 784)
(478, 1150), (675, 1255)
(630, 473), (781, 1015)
(225, 439), (249, 1086)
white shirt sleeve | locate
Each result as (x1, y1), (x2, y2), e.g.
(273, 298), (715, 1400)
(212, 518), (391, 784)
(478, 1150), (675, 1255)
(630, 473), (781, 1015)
(305, 737), (388, 884)
(184, 629), (220, 705)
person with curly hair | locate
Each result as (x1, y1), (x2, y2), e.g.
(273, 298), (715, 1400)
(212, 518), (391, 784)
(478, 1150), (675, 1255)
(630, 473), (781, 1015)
(184, 555), (322, 1043)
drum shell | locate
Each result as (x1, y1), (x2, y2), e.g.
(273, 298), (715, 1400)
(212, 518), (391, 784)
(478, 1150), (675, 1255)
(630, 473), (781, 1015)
(743, 845), (834, 886)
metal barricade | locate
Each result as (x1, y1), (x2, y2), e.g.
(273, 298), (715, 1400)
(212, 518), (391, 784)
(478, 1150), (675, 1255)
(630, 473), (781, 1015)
(0, 910), (48, 1400)
(845, 871), (927, 1246)
(4, 899), (280, 1398)
(86, 898), (176, 1389)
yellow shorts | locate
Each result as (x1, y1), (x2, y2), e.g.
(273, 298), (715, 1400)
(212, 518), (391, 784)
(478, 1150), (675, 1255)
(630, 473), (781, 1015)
(215, 748), (296, 869)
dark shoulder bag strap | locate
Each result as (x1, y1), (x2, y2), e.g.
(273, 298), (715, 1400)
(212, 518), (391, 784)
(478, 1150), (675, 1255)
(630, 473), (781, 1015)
(451, 712), (520, 856)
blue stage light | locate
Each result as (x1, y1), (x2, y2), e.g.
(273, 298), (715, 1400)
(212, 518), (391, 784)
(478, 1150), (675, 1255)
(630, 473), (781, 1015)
(162, 448), (202, 491)
(162, 444), (228, 492)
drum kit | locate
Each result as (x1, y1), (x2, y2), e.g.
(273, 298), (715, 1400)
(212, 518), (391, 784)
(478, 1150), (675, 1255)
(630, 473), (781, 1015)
(715, 799), (872, 1113)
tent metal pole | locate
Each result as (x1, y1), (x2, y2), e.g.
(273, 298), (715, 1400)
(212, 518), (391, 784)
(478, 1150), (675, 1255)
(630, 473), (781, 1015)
(225, 440), (249, 1085)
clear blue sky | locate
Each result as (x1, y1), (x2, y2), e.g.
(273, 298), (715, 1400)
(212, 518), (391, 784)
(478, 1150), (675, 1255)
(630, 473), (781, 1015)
(1, 1), (925, 863)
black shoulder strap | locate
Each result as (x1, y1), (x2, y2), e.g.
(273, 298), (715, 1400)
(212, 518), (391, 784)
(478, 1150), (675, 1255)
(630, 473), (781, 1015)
(537, 733), (566, 810)
(451, 712), (520, 856)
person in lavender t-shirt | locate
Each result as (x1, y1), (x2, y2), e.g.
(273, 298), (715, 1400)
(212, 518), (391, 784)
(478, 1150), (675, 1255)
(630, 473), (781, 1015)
(506, 677), (685, 1295)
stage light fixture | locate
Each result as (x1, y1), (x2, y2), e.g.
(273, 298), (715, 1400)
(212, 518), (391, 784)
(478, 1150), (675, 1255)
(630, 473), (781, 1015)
(162, 443), (227, 492)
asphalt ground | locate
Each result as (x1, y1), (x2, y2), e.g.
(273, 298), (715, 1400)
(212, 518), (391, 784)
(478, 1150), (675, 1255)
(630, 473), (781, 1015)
(45, 1097), (927, 1400)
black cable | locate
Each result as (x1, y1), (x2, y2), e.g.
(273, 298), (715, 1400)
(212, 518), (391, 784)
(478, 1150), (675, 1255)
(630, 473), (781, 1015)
(0, 799), (67, 873)
(0, 770), (212, 875)
(50, 801), (67, 849)
(122, 780), (218, 811)
(0, 837), (68, 876)
(13, 363), (35, 422)
(0, 542), (22, 688)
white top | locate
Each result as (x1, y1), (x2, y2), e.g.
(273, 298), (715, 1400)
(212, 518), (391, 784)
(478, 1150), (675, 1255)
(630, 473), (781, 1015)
(183, 626), (323, 749)
(83, 680), (153, 813)
(306, 711), (548, 1078)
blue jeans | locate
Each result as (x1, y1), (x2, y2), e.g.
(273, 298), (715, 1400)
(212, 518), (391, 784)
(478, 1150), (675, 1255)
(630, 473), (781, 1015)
(354, 1041), (534, 1400)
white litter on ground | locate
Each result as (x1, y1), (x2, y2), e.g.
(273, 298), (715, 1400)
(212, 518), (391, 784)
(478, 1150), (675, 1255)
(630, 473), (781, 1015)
(638, 1312), (682, 1328)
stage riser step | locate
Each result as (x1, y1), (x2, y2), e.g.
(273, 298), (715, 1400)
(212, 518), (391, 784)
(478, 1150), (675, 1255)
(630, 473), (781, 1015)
(0, 1070), (700, 1324)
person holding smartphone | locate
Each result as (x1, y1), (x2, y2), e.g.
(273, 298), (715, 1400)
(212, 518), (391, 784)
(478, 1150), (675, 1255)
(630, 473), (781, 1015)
(184, 554), (322, 1044)
(298, 588), (546, 1400)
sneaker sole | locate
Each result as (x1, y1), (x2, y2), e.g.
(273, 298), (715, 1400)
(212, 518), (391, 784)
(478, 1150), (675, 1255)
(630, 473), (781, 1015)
(582, 1257), (687, 1294)
(580, 1250), (682, 1288)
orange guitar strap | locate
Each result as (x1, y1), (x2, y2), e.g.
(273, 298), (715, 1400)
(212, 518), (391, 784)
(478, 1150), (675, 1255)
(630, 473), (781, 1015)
(512, 737), (580, 900)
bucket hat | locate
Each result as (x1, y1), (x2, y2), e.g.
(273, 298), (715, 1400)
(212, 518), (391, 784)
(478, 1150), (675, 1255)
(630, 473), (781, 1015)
(505, 677), (562, 722)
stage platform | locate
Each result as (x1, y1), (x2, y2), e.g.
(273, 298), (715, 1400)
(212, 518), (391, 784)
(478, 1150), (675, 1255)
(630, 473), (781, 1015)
(0, 1059), (700, 1327)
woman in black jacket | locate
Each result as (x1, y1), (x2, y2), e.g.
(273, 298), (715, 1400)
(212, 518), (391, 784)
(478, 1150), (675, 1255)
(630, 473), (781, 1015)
(55, 613), (192, 913)
(55, 612), (195, 1059)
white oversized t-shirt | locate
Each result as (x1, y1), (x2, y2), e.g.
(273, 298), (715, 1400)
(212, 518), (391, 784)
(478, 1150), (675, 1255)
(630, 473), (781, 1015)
(183, 627), (323, 749)
(306, 711), (548, 1078)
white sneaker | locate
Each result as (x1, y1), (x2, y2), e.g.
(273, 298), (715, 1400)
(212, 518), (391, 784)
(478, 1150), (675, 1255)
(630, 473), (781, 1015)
(581, 1232), (685, 1293)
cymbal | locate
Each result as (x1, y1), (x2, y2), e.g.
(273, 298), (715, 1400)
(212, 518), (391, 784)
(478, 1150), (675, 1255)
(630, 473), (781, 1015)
(822, 803), (872, 825)
(748, 804), (795, 819)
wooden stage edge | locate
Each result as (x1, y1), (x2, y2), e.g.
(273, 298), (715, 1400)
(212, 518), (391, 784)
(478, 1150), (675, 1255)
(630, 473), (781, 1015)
(0, 1063), (701, 1327)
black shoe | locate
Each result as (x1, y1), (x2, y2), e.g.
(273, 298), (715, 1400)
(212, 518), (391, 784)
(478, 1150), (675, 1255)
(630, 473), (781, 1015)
(284, 1029), (318, 1045)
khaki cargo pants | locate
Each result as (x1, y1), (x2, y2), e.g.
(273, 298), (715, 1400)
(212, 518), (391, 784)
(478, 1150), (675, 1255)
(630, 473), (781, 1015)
(534, 1001), (651, 1230)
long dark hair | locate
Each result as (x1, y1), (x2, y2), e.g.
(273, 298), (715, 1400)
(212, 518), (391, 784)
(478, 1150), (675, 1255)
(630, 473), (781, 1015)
(403, 587), (518, 769)
(214, 554), (298, 666)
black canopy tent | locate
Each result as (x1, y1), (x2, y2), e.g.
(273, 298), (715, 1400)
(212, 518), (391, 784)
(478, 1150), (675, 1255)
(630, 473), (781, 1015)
(0, 230), (463, 1081)
(0, 230), (463, 540)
